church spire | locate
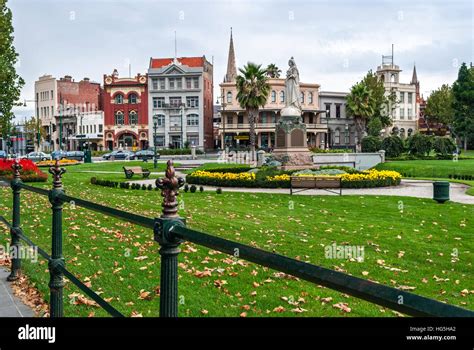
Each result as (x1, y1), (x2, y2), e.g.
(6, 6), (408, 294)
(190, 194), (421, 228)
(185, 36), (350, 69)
(224, 27), (237, 83)
(411, 63), (418, 84)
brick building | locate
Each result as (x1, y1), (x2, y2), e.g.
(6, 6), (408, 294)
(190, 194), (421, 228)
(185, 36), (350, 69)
(102, 70), (149, 150)
(147, 56), (214, 150)
(34, 74), (102, 151)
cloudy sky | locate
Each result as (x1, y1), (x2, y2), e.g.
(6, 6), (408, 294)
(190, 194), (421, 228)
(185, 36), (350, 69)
(11, 0), (473, 120)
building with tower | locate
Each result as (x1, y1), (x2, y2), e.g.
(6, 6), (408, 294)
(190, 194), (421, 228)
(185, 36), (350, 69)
(218, 29), (326, 150)
(376, 47), (420, 138)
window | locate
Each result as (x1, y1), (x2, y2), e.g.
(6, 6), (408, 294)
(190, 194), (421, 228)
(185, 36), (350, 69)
(399, 92), (405, 103)
(154, 135), (165, 147)
(187, 135), (199, 146)
(159, 78), (165, 90)
(227, 116), (233, 125)
(187, 114), (199, 126)
(271, 90), (276, 103)
(115, 94), (124, 104)
(193, 77), (199, 89)
(152, 79), (158, 90)
(169, 97), (182, 108)
(51, 90), (53, 100)
(153, 114), (165, 127)
(325, 104), (331, 117)
(176, 78), (182, 89)
(129, 111), (138, 125)
(186, 77), (192, 89)
(400, 108), (405, 119)
(280, 91), (285, 103)
(187, 96), (199, 108)
(335, 129), (341, 144)
(169, 78), (175, 90)
(309, 92), (313, 104)
(114, 111), (124, 125)
(238, 114), (244, 124)
(407, 108), (413, 119)
(99, 125), (103, 133)
(336, 105), (341, 119)
(226, 91), (232, 104)
(300, 92), (305, 104)
(129, 93), (137, 104)
(344, 126), (350, 144)
(153, 97), (165, 108)
(408, 92), (413, 104)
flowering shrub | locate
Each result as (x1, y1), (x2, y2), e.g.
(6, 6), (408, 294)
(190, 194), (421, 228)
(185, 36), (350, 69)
(0, 159), (48, 182)
(37, 159), (79, 167)
(190, 170), (256, 181)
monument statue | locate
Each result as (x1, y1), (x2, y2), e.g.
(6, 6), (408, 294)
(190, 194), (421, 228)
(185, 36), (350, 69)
(285, 57), (302, 112)
(273, 57), (313, 170)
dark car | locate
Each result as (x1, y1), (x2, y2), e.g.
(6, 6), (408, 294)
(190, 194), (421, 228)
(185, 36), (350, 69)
(51, 150), (68, 160)
(102, 150), (135, 160)
(132, 150), (159, 160)
(0, 150), (6, 159)
(66, 151), (85, 161)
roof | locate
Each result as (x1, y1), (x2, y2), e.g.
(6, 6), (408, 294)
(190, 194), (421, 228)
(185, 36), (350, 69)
(149, 57), (205, 69)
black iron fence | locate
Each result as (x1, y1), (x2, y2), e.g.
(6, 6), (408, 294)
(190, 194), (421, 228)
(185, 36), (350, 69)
(1, 160), (473, 317)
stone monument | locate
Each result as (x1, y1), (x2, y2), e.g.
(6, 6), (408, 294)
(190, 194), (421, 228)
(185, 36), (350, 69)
(273, 57), (314, 170)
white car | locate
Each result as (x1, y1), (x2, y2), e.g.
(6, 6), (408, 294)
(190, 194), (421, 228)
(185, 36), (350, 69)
(25, 152), (52, 162)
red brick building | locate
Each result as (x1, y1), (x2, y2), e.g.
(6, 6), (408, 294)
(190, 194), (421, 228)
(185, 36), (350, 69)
(102, 69), (149, 150)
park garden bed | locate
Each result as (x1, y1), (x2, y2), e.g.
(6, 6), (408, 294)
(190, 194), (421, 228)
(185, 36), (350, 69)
(36, 159), (80, 167)
(186, 166), (401, 189)
(0, 159), (48, 182)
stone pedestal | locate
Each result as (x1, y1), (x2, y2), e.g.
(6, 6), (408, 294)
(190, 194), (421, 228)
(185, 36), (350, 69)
(273, 106), (314, 170)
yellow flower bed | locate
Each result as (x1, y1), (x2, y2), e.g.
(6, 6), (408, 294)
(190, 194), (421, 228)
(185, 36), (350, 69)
(266, 170), (401, 183)
(190, 170), (256, 181)
(37, 159), (80, 167)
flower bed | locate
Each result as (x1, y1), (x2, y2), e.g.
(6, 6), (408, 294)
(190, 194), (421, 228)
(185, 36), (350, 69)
(36, 159), (80, 167)
(0, 159), (48, 182)
(187, 169), (402, 189)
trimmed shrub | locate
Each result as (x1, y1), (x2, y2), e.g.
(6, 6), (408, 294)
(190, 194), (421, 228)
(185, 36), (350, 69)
(361, 136), (382, 153)
(216, 188), (222, 194)
(381, 135), (405, 158)
(147, 184), (153, 190)
(406, 133), (433, 157)
(184, 184), (189, 192)
(199, 186), (204, 192)
(433, 137), (456, 158)
(190, 185), (197, 193)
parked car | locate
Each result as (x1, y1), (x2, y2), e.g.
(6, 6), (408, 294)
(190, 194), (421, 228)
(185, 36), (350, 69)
(51, 150), (68, 160)
(65, 151), (85, 161)
(132, 150), (159, 160)
(102, 150), (135, 160)
(25, 152), (52, 162)
(0, 151), (6, 159)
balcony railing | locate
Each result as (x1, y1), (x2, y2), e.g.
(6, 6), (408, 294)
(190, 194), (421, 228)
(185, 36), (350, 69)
(222, 123), (328, 130)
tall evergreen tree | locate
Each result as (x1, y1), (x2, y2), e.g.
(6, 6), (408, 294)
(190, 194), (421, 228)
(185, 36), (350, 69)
(425, 84), (454, 125)
(0, 0), (24, 139)
(452, 63), (474, 150)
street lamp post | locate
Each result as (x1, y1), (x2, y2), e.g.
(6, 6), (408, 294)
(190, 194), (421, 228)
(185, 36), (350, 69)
(216, 94), (226, 150)
(153, 120), (158, 169)
(325, 109), (330, 150)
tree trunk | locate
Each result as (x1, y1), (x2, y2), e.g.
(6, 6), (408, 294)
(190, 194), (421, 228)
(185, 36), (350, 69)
(248, 109), (256, 161)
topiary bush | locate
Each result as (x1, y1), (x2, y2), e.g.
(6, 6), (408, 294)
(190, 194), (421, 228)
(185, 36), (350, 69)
(199, 186), (204, 192)
(216, 188), (222, 194)
(190, 185), (197, 193)
(361, 136), (382, 153)
(381, 135), (405, 158)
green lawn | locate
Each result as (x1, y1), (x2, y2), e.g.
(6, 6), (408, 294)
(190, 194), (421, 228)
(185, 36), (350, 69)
(0, 169), (472, 317)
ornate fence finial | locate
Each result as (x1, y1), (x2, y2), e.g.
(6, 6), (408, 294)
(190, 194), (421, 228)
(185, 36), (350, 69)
(49, 159), (66, 188)
(11, 159), (22, 180)
(156, 160), (184, 218)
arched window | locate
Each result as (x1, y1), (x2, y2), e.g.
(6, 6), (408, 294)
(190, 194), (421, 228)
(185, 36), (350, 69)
(300, 92), (305, 104)
(153, 114), (165, 127)
(128, 93), (137, 104)
(129, 110), (138, 125)
(271, 90), (276, 103)
(115, 94), (124, 104)
(114, 111), (124, 125)
(187, 114), (199, 126)
(400, 128), (406, 138)
(334, 129), (341, 144)
(280, 91), (285, 103)
(226, 91), (232, 104)
(308, 92), (313, 104)
(407, 128), (413, 136)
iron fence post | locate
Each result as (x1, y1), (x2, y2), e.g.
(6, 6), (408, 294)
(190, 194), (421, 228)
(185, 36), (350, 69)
(48, 160), (66, 317)
(155, 160), (185, 317)
(7, 160), (22, 281)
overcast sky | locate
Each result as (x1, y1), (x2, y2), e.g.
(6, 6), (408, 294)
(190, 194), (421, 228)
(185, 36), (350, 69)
(11, 0), (473, 120)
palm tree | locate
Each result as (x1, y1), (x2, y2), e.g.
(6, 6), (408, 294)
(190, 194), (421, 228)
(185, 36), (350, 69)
(265, 63), (281, 78)
(236, 62), (270, 157)
(346, 82), (376, 148)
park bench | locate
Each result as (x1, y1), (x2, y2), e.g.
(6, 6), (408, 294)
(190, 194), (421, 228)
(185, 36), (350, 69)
(290, 175), (342, 195)
(123, 166), (151, 179)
